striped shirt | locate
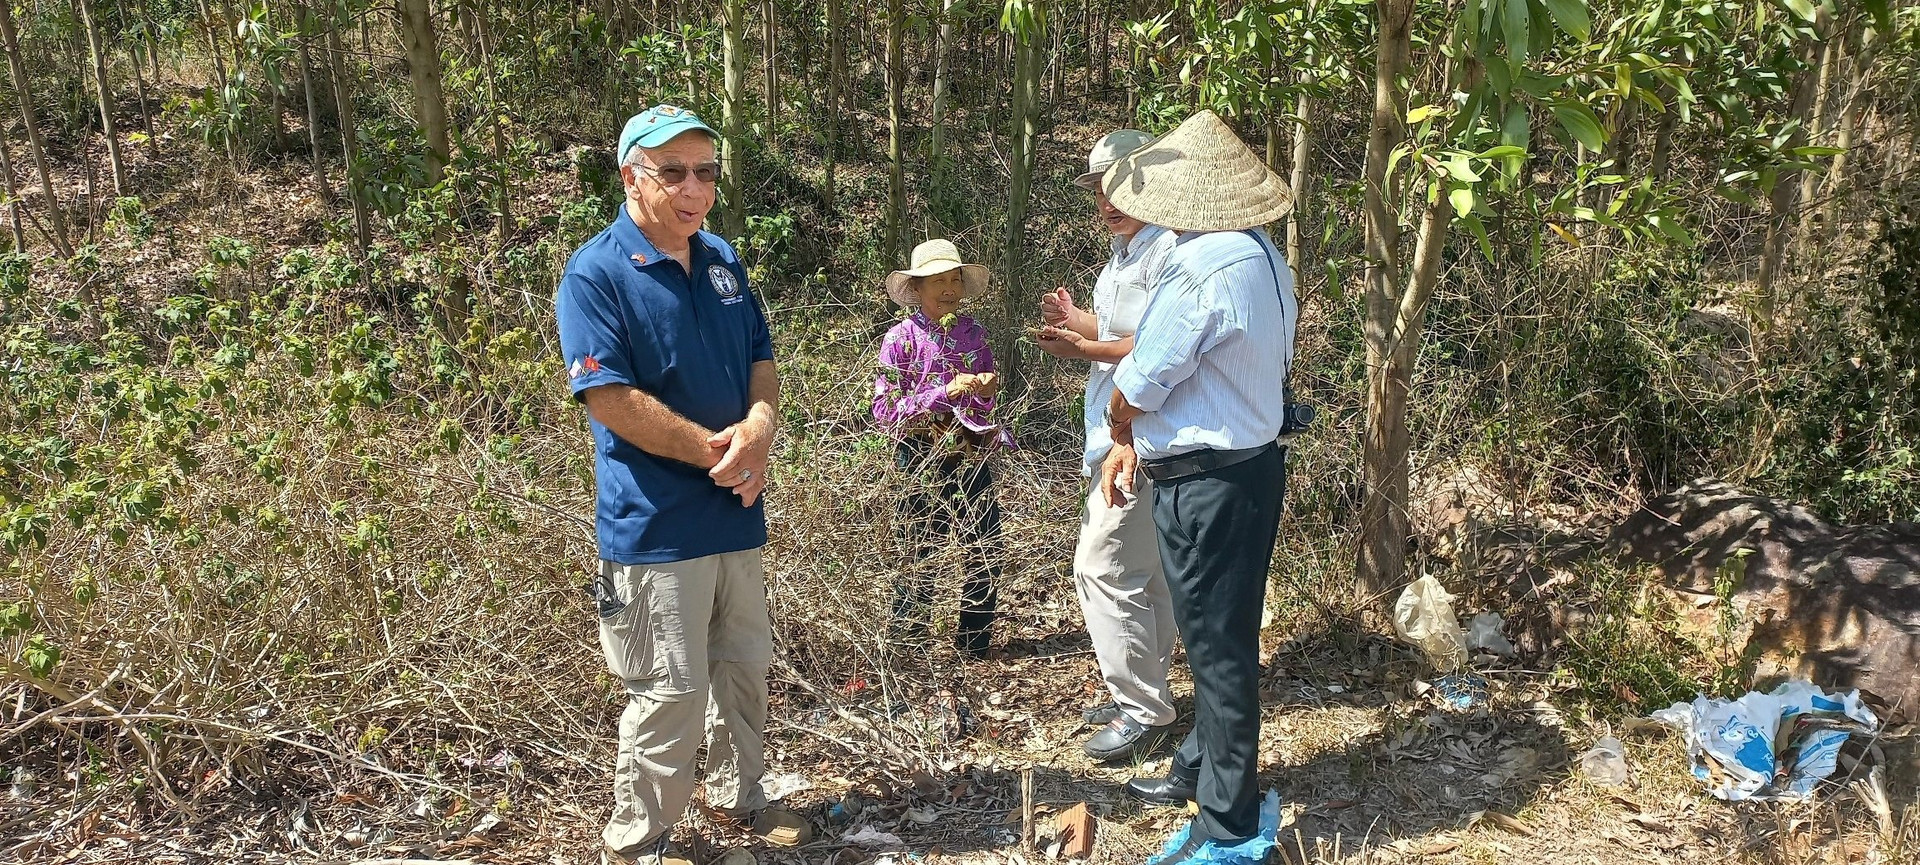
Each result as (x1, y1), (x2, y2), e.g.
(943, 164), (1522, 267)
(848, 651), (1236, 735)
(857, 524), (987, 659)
(1109, 228), (1296, 462)
(1083, 225), (1176, 476)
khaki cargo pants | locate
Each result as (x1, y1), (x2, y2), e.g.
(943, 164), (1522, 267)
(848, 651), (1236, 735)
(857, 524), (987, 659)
(596, 548), (774, 854)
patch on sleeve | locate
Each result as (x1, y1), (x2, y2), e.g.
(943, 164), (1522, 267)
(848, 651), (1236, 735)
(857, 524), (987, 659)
(569, 356), (602, 379)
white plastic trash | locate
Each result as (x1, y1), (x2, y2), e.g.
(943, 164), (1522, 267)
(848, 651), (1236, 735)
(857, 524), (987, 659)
(1392, 574), (1469, 671)
(1650, 680), (1880, 801)
(1466, 611), (1516, 656)
(1578, 736), (1630, 787)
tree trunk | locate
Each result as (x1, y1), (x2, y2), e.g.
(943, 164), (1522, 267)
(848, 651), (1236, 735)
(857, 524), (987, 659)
(298, 3), (329, 202)
(1287, 91), (1313, 281)
(0, 0), (71, 256)
(196, 0), (230, 92)
(1797, 34), (1840, 232)
(721, 0), (746, 238)
(128, 44), (159, 160)
(927, 0), (956, 235)
(1824, 26), (1877, 240)
(883, 0), (905, 264)
(328, 12), (372, 253)
(762, 0), (777, 141)
(477, 0), (511, 242)
(1649, 99), (1677, 181)
(1354, 0), (1418, 611)
(1755, 12), (1828, 318)
(682, 25), (700, 106)
(75, 0), (126, 196)
(398, 0), (451, 185)
(1001, 6), (1043, 392)
(823, 0), (842, 207)
(1095, 0), (1108, 91)
(0, 138), (25, 251)
(142, 1), (162, 84)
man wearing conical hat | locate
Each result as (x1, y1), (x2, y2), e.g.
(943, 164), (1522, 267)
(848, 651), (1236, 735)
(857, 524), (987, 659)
(1093, 110), (1298, 861)
(1036, 129), (1183, 764)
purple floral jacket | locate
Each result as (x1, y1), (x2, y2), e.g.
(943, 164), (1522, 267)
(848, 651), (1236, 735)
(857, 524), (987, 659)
(872, 312), (1016, 449)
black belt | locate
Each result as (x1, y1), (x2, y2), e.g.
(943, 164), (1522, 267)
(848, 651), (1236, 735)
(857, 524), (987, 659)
(1140, 442), (1278, 482)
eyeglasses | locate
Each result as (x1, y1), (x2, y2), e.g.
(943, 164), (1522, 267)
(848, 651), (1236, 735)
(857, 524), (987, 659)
(639, 161), (721, 186)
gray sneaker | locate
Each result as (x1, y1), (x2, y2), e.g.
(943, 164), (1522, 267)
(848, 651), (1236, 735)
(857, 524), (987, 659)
(1083, 714), (1174, 762)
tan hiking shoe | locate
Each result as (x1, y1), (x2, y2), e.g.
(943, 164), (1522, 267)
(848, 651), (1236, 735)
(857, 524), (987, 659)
(748, 808), (811, 847)
(602, 835), (695, 865)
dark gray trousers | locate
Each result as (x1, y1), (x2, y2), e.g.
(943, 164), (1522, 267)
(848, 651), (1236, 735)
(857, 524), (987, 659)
(1150, 444), (1286, 842)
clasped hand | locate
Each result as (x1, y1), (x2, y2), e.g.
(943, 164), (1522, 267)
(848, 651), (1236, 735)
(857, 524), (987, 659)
(705, 413), (773, 507)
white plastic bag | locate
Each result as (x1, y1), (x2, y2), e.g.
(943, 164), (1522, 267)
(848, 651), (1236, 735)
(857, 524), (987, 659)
(1651, 680), (1880, 801)
(1392, 574), (1468, 672)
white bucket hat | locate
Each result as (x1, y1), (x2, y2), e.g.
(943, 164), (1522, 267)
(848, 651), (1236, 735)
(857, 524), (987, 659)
(885, 239), (991, 308)
(1075, 129), (1155, 190)
(1097, 110), (1294, 231)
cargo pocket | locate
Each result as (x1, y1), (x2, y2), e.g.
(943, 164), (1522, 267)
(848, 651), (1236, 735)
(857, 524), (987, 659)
(597, 566), (656, 684)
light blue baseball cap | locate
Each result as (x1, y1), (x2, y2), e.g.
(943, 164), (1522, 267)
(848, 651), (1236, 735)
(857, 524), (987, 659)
(617, 105), (718, 162)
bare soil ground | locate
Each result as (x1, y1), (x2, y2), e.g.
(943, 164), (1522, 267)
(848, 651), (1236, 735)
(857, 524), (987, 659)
(8, 615), (1914, 865)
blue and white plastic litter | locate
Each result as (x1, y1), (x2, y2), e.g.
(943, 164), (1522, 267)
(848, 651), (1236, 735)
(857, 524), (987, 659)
(1650, 680), (1880, 802)
(1142, 790), (1282, 865)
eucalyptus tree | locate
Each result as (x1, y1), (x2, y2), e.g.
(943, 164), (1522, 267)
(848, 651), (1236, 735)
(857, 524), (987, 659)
(884, 0), (906, 263)
(0, 0), (71, 255)
(74, 0), (125, 195)
(722, 0), (746, 238)
(399, 0), (452, 184)
(1001, 0), (1046, 390)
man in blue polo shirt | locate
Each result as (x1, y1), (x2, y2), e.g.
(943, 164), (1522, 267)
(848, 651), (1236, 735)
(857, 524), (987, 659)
(556, 104), (809, 865)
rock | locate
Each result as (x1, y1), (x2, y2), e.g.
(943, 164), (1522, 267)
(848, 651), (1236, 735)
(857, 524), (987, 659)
(717, 849), (756, 865)
(1611, 479), (1920, 717)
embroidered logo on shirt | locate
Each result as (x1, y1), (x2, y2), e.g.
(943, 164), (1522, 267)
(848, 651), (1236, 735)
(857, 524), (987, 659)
(568, 360), (583, 379)
(708, 264), (745, 305)
(630, 253), (649, 265)
(582, 356), (602, 373)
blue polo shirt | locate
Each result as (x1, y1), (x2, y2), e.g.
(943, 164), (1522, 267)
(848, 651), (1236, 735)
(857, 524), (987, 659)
(555, 209), (773, 565)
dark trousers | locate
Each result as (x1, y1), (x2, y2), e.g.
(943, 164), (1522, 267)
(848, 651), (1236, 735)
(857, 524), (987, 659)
(1151, 444), (1286, 842)
(891, 438), (1002, 656)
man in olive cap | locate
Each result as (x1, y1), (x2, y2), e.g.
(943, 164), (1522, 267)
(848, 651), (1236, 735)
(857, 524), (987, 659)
(556, 104), (810, 865)
(1096, 110), (1297, 862)
(1037, 129), (1182, 764)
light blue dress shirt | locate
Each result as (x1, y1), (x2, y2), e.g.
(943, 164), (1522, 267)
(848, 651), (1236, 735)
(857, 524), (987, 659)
(1109, 228), (1296, 462)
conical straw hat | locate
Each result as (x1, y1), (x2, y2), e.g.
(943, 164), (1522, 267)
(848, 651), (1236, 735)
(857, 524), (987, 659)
(1098, 110), (1294, 231)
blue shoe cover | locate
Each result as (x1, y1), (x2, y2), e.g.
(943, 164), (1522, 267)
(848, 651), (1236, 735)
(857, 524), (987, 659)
(1143, 790), (1281, 865)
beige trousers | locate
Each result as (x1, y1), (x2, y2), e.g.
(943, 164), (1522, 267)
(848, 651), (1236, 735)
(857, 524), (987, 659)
(1072, 474), (1178, 727)
(597, 548), (774, 854)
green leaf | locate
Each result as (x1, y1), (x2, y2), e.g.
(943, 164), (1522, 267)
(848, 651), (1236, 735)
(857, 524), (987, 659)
(1449, 185), (1478, 216)
(1551, 103), (1606, 151)
(1407, 104), (1444, 124)
(1780, 0), (1817, 23)
(1462, 213), (1495, 261)
(1649, 214), (1692, 245)
(23, 635), (59, 679)
(1446, 155), (1483, 182)
(1790, 145), (1847, 157)
(1475, 144), (1528, 160)
(1502, 0), (1531, 77)
(1539, 0), (1590, 40)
